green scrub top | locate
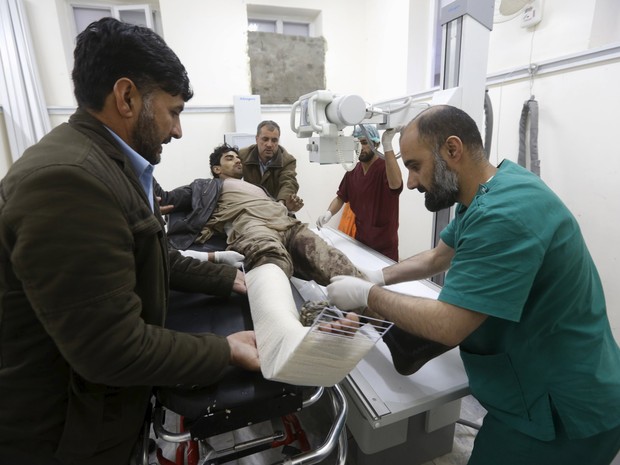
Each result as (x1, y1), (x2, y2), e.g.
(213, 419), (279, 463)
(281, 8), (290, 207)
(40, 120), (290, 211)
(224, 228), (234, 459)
(439, 160), (620, 440)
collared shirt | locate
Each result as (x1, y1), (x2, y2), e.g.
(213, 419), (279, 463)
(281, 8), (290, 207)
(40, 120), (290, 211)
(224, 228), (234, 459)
(258, 157), (273, 176)
(106, 127), (154, 211)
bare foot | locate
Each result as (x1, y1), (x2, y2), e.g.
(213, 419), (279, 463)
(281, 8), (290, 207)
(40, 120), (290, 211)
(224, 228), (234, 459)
(318, 312), (361, 336)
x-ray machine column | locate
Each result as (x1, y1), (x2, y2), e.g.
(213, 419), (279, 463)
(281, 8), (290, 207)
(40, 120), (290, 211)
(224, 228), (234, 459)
(431, 0), (494, 285)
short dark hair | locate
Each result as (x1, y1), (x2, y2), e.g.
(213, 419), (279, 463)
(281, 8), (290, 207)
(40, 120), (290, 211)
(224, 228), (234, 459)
(72, 17), (193, 111)
(256, 120), (280, 136)
(414, 105), (484, 156)
(209, 143), (239, 177)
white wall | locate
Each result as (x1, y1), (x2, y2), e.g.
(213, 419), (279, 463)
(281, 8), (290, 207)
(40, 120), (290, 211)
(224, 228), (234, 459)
(1, 0), (620, 337)
(488, 0), (596, 71)
(158, 1), (251, 105)
(24, 0), (74, 106)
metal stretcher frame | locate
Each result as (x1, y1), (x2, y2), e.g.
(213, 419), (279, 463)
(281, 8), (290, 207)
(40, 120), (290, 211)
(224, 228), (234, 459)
(149, 283), (349, 465)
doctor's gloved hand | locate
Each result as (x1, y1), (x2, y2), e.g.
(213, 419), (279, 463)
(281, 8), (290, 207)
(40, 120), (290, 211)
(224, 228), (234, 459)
(358, 266), (385, 285)
(214, 251), (245, 269)
(316, 211), (332, 230)
(381, 125), (402, 153)
(327, 275), (375, 311)
(179, 249), (245, 269)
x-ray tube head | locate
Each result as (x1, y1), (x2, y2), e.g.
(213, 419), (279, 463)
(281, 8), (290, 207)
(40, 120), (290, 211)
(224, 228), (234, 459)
(325, 95), (366, 128)
(290, 90), (366, 139)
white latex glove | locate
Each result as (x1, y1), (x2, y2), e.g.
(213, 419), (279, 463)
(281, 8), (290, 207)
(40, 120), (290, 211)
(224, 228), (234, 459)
(316, 211), (332, 230)
(327, 275), (374, 311)
(179, 249), (245, 269)
(179, 249), (209, 261)
(381, 126), (402, 153)
(214, 251), (245, 269)
(357, 266), (385, 285)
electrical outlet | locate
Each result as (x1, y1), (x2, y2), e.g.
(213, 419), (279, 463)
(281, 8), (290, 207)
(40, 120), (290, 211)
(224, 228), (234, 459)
(521, 0), (543, 28)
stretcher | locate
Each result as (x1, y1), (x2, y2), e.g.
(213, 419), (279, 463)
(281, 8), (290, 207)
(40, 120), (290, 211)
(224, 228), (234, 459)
(148, 286), (349, 465)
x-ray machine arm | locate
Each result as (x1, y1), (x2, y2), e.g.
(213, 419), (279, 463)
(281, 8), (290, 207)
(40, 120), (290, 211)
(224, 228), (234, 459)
(289, 0), (494, 167)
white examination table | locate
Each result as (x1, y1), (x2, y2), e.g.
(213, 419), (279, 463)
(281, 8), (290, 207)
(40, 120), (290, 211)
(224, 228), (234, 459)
(316, 227), (470, 465)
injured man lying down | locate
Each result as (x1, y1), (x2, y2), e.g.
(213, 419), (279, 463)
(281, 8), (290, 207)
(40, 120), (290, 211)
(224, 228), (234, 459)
(158, 143), (360, 287)
(156, 143), (450, 386)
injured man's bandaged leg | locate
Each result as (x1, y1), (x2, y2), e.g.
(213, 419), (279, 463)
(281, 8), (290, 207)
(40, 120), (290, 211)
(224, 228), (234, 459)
(284, 224), (453, 376)
(239, 223), (451, 378)
(246, 263), (387, 386)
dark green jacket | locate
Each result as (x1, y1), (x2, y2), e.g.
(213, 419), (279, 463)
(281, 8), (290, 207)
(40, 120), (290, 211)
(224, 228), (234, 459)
(238, 144), (299, 202)
(0, 109), (237, 464)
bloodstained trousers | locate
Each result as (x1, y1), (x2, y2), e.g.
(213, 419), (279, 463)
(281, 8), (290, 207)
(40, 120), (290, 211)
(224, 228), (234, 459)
(229, 222), (362, 286)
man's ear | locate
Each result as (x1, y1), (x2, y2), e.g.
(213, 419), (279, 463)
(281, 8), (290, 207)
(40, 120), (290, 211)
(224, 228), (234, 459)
(112, 78), (138, 118)
(212, 166), (221, 177)
(445, 135), (463, 161)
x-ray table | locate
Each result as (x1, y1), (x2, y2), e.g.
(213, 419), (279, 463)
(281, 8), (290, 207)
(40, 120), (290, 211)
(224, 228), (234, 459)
(315, 227), (470, 464)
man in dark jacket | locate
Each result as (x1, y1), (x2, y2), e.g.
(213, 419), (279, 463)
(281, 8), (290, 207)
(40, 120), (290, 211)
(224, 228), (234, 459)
(0, 18), (259, 465)
(238, 120), (304, 212)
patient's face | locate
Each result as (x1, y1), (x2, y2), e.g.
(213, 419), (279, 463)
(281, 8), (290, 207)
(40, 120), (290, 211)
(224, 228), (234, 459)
(216, 151), (243, 179)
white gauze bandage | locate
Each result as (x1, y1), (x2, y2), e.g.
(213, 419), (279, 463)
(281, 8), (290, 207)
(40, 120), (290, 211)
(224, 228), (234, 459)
(246, 263), (378, 387)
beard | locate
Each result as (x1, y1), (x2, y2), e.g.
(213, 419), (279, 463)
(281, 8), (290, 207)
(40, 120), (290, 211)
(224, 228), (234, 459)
(357, 152), (375, 163)
(358, 148), (374, 162)
(424, 150), (459, 212)
(357, 141), (376, 162)
(132, 98), (163, 165)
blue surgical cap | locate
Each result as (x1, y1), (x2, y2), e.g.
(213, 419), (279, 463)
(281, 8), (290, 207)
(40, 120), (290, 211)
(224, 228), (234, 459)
(352, 124), (380, 143)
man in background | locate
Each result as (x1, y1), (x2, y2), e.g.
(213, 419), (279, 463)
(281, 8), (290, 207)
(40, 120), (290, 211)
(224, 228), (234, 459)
(239, 120), (304, 213)
(317, 124), (403, 261)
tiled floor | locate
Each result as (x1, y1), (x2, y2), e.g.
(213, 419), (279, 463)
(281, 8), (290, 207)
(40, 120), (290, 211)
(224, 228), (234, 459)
(419, 395), (485, 465)
(419, 396), (620, 465)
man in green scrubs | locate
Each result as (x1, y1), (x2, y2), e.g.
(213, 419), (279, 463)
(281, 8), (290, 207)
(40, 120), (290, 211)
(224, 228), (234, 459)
(326, 105), (620, 464)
